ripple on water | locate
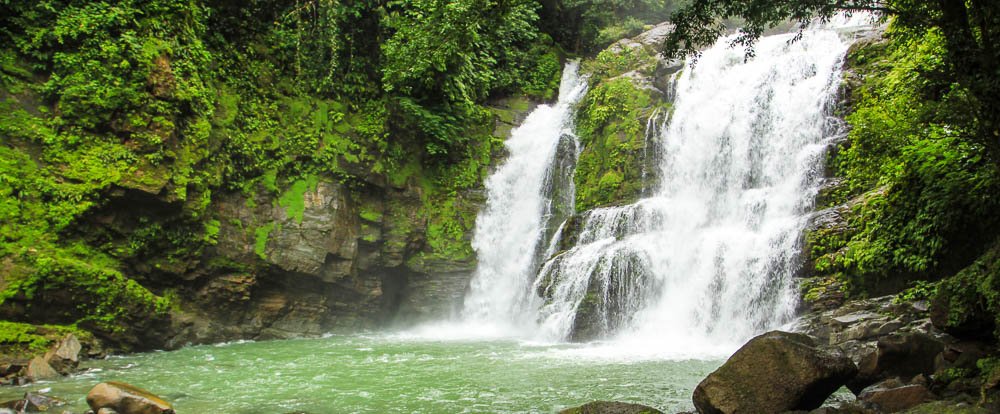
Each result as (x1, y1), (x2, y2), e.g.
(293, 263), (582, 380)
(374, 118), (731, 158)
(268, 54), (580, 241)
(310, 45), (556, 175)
(0, 335), (721, 413)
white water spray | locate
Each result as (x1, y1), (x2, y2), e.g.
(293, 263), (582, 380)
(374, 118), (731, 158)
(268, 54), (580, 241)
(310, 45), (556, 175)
(532, 28), (853, 355)
(458, 62), (589, 333)
(443, 23), (862, 357)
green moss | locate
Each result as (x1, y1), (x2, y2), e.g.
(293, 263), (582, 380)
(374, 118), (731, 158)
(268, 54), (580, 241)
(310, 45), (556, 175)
(0, 248), (170, 336)
(278, 175), (319, 224)
(573, 77), (658, 211)
(203, 219), (221, 245)
(813, 28), (1000, 297)
(0, 321), (92, 356)
(0, 321), (55, 353)
(933, 239), (1000, 338)
(583, 44), (658, 84)
(360, 209), (382, 223)
(254, 223), (275, 260)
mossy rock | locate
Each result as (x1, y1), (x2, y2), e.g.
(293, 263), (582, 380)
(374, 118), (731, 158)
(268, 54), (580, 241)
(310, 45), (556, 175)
(931, 239), (1000, 340)
(559, 401), (663, 414)
(0, 321), (93, 359)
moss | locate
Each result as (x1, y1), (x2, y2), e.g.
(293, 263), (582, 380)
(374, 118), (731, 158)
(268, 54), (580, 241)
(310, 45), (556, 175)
(254, 223), (275, 260)
(583, 44), (659, 84)
(0, 321), (92, 357)
(0, 248), (170, 336)
(933, 239), (1000, 339)
(0, 321), (56, 353)
(359, 205), (383, 223)
(278, 175), (320, 224)
(203, 219), (221, 245)
(573, 77), (658, 212)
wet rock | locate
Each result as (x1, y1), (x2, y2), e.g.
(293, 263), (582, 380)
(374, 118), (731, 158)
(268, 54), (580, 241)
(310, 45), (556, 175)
(798, 402), (875, 414)
(25, 356), (59, 381)
(0, 392), (66, 412)
(86, 382), (174, 414)
(559, 401), (663, 414)
(44, 334), (81, 374)
(848, 333), (945, 394)
(858, 379), (933, 413)
(693, 331), (858, 414)
(936, 341), (991, 373)
(899, 400), (991, 413)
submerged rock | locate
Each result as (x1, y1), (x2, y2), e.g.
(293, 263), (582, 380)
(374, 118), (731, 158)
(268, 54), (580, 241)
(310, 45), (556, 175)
(86, 382), (174, 414)
(692, 331), (857, 414)
(559, 401), (663, 414)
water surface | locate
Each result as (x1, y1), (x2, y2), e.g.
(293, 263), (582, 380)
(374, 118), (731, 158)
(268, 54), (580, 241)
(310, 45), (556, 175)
(1, 334), (719, 413)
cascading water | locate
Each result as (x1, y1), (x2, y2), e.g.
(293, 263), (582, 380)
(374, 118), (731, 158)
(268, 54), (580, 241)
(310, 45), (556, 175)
(533, 27), (853, 353)
(459, 62), (588, 332)
(452, 21), (865, 356)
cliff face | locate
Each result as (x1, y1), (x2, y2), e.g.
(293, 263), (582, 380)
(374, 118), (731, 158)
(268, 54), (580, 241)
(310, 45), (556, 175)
(161, 177), (467, 345)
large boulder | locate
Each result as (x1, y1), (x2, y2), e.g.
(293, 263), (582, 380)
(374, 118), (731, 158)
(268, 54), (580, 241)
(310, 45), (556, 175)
(692, 331), (858, 414)
(86, 382), (174, 414)
(559, 401), (663, 414)
(25, 356), (59, 381)
(857, 379), (933, 413)
(44, 334), (81, 374)
(847, 333), (944, 394)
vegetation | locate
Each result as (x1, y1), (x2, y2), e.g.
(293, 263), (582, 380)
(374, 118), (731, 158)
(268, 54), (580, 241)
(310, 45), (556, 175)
(574, 77), (654, 211)
(808, 30), (1000, 295)
(0, 0), (667, 349)
(0, 321), (90, 357)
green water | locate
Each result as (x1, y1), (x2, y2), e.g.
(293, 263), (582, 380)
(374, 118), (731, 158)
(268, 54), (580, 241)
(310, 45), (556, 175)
(0, 334), (720, 413)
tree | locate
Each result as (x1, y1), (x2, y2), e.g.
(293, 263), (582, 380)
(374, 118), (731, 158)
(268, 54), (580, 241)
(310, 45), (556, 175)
(661, 0), (1000, 158)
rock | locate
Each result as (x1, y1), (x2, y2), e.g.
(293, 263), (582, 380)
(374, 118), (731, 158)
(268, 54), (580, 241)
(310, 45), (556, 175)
(805, 402), (875, 413)
(899, 400), (991, 413)
(0, 392), (66, 412)
(858, 380), (933, 413)
(25, 392), (66, 411)
(86, 382), (174, 414)
(559, 401), (663, 414)
(44, 334), (82, 374)
(692, 331), (858, 414)
(832, 312), (881, 326)
(848, 333), (945, 394)
(25, 356), (60, 381)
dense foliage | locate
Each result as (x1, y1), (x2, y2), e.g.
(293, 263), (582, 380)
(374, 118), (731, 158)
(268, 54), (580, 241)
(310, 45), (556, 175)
(808, 28), (1000, 295)
(0, 0), (667, 347)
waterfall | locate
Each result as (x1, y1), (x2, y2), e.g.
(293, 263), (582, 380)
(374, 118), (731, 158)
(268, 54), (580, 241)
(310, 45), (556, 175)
(533, 27), (852, 352)
(459, 62), (588, 332)
(451, 22), (860, 355)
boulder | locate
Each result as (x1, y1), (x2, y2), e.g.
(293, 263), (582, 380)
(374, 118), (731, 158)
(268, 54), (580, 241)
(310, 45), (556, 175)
(25, 356), (59, 381)
(692, 331), (858, 414)
(802, 403), (875, 413)
(857, 380), (933, 413)
(44, 334), (82, 374)
(0, 392), (66, 412)
(86, 382), (174, 414)
(848, 333), (944, 394)
(559, 401), (663, 414)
